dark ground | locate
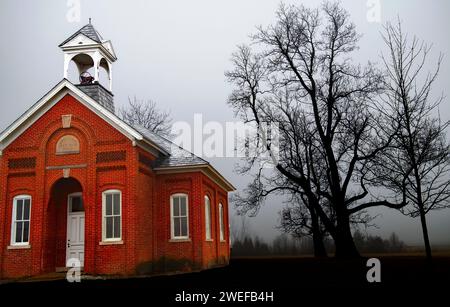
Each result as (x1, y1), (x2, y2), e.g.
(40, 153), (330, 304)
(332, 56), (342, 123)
(1, 256), (449, 305)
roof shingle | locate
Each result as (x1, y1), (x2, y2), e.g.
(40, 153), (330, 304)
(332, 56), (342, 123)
(132, 125), (208, 168)
(59, 23), (103, 47)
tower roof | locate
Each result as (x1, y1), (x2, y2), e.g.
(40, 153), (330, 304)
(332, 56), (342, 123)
(59, 23), (103, 47)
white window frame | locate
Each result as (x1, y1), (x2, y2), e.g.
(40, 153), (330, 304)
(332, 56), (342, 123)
(102, 189), (122, 242)
(219, 203), (225, 242)
(170, 193), (189, 240)
(11, 195), (32, 246)
(205, 196), (212, 241)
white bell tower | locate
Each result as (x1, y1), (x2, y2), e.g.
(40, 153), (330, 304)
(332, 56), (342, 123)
(59, 20), (117, 92)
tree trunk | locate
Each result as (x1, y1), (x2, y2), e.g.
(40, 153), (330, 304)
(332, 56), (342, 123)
(312, 229), (328, 258)
(309, 206), (328, 258)
(413, 168), (433, 263)
(418, 206), (432, 262)
(334, 212), (360, 259)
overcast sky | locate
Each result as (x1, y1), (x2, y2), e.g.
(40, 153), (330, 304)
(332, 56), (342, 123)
(0, 0), (449, 245)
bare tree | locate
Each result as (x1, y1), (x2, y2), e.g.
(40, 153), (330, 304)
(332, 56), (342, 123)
(279, 192), (329, 257)
(226, 2), (406, 258)
(230, 214), (251, 244)
(120, 97), (172, 137)
(369, 20), (450, 261)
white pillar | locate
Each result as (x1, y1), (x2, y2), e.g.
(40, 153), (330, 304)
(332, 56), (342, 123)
(63, 54), (71, 79)
(108, 65), (113, 91)
(94, 61), (99, 82)
(93, 51), (101, 82)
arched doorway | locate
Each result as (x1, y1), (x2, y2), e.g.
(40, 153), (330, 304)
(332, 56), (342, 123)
(43, 177), (84, 272)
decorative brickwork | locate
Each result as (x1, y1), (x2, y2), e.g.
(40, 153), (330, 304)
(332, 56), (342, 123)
(8, 157), (36, 169)
(96, 151), (126, 163)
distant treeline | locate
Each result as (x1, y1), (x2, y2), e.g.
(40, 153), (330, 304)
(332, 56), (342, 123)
(353, 231), (405, 254)
(231, 231), (406, 257)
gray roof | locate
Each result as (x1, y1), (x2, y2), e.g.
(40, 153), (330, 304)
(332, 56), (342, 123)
(59, 23), (103, 47)
(132, 125), (208, 168)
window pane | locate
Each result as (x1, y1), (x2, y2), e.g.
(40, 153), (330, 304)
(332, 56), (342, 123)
(172, 197), (180, 216)
(23, 199), (30, 220)
(205, 202), (211, 239)
(173, 198), (179, 216)
(105, 195), (112, 215)
(71, 196), (84, 212)
(181, 217), (188, 237)
(174, 217), (181, 237)
(219, 205), (224, 240)
(23, 221), (29, 242)
(106, 217), (113, 238)
(180, 197), (187, 216)
(15, 222), (23, 243)
(16, 200), (23, 220)
(113, 194), (120, 215)
(113, 216), (121, 238)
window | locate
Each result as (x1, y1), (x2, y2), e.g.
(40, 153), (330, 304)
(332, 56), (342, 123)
(205, 196), (212, 240)
(219, 203), (225, 241)
(68, 193), (84, 212)
(11, 195), (31, 246)
(170, 194), (189, 239)
(102, 190), (122, 241)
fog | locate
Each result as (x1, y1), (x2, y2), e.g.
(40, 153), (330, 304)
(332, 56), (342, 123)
(0, 0), (449, 245)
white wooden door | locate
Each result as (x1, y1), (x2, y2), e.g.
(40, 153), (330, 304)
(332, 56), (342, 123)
(67, 194), (85, 268)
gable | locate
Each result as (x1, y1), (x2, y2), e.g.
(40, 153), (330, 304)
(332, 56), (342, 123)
(0, 80), (163, 156)
(59, 24), (102, 47)
(4, 94), (130, 152)
(101, 40), (117, 59)
(61, 33), (99, 48)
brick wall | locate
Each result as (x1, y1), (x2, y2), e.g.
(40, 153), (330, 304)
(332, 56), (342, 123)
(0, 93), (230, 279)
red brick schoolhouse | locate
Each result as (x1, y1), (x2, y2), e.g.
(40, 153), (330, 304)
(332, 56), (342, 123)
(0, 23), (234, 279)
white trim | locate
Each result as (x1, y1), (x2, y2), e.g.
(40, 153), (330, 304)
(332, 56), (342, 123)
(0, 79), (158, 152)
(7, 244), (31, 250)
(65, 81), (142, 139)
(101, 189), (122, 242)
(10, 195), (32, 246)
(60, 33), (98, 48)
(136, 137), (169, 156)
(99, 240), (123, 245)
(61, 43), (117, 62)
(170, 193), (189, 240)
(168, 238), (191, 243)
(204, 195), (212, 241)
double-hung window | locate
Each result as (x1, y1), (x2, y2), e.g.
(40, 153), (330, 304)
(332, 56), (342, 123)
(102, 190), (122, 241)
(11, 195), (31, 246)
(171, 194), (189, 239)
